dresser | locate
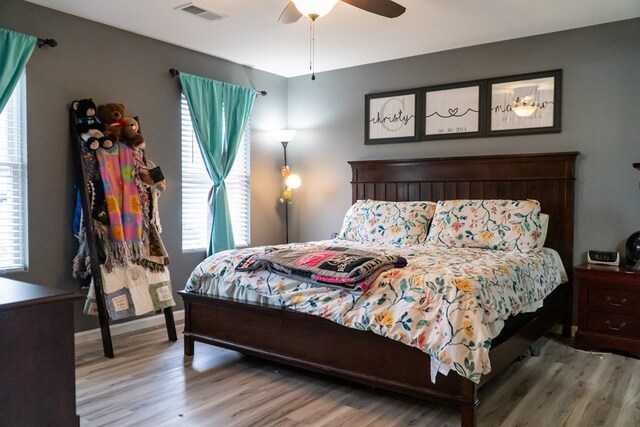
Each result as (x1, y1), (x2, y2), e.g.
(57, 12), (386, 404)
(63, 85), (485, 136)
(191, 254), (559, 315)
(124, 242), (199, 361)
(0, 278), (82, 426)
(575, 263), (640, 358)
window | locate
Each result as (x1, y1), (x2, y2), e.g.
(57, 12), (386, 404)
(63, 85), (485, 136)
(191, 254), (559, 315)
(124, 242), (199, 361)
(0, 73), (28, 272)
(181, 94), (251, 252)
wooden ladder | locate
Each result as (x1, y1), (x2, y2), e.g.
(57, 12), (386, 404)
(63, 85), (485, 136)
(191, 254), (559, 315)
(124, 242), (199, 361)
(69, 106), (177, 358)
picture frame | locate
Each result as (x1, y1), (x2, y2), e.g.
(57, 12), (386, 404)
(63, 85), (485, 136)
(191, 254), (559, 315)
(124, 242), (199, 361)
(365, 89), (419, 144)
(485, 69), (562, 136)
(420, 81), (483, 140)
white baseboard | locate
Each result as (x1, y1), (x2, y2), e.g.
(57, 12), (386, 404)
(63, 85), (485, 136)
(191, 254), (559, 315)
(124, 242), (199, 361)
(75, 309), (184, 345)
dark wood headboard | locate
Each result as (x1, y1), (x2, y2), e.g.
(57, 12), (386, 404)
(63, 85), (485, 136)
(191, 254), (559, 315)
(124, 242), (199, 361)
(349, 152), (578, 273)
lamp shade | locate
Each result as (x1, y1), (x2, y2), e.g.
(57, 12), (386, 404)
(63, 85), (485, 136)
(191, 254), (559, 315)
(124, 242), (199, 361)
(285, 173), (302, 189)
(292, 0), (340, 18)
(273, 129), (297, 143)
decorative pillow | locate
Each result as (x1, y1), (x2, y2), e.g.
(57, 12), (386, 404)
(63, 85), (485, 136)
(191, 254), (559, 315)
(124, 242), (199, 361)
(539, 213), (549, 247)
(425, 199), (545, 252)
(338, 199), (436, 245)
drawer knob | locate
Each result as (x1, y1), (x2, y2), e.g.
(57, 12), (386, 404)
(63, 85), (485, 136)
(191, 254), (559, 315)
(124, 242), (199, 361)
(605, 296), (628, 307)
(605, 320), (627, 331)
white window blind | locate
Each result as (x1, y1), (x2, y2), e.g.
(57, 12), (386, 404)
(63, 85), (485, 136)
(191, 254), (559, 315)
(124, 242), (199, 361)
(0, 73), (28, 272)
(181, 94), (251, 252)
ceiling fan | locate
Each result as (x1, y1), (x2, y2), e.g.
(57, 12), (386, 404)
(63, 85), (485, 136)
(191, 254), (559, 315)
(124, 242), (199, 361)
(278, 0), (406, 80)
(278, 0), (406, 24)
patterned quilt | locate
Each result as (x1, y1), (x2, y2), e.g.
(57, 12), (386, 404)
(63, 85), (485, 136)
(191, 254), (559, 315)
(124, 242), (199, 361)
(236, 245), (407, 292)
(185, 239), (566, 383)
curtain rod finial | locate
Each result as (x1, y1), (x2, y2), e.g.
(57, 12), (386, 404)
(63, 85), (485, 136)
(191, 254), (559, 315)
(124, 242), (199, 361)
(37, 38), (57, 48)
(258, 90), (267, 96)
(169, 68), (180, 78)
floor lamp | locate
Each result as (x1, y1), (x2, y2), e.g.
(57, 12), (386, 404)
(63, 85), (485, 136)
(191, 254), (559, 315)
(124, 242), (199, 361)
(274, 130), (301, 243)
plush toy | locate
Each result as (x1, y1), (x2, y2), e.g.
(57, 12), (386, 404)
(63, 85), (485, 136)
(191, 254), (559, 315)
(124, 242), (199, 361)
(92, 187), (109, 225)
(121, 116), (145, 150)
(72, 99), (115, 150)
(97, 102), (127, 141)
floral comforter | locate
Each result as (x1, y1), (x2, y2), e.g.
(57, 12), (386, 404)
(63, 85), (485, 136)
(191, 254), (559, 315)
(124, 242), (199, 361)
(185, 239), (567, 383)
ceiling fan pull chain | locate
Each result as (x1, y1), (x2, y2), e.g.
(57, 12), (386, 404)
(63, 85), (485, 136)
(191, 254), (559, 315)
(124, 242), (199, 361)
(310, 18), (316, 80)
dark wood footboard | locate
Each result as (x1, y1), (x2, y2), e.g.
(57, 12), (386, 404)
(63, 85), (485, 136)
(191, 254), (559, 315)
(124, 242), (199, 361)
(179, 289), (480, 426)
(180, 281), (567, 427)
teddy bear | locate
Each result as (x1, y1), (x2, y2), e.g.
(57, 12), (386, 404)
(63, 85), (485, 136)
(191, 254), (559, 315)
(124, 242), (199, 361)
(72, 99), (115, 150)
(96, 102), (128, 141)
(121, 116), (146, 150)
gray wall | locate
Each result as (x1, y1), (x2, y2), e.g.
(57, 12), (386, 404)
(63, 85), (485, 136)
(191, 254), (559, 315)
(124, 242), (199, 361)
(0, 0), (289, 331)
(287, 18), (640, 269)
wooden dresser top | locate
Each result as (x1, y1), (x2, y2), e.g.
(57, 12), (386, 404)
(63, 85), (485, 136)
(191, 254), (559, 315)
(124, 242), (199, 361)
(0, 278), (82, 310)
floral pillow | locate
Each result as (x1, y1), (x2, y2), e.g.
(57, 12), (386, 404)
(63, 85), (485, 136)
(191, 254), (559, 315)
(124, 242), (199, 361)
(539, 213), (549, 247)
(338, 199), (436, 245)
(425, 199), (545, 252)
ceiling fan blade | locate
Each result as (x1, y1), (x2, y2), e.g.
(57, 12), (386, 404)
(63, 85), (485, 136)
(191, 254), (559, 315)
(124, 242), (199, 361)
(341, 0), (406, 18)
(278, 1), (303, 24)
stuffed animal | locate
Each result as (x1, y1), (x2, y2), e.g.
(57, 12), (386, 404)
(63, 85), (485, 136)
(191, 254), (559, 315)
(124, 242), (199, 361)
(72, 99), (115, 150)
(121, 116), (145, 150)
(97, 102), (127, 141)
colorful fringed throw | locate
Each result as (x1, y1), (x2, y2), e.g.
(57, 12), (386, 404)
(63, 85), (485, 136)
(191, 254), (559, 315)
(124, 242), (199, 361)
(96, 143), (145, 265)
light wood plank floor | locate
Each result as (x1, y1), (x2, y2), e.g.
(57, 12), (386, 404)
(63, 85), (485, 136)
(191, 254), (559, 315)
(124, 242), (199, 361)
(75, 324), (640, 427)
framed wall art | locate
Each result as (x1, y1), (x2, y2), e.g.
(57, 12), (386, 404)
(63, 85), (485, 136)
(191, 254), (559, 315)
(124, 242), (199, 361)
(365, 89), (419, 144)
(486, 69), (562, 136)
(421, 81), (483, 140)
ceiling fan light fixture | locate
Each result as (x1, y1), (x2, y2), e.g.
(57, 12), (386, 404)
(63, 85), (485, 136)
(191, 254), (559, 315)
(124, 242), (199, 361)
(512, 96), (539, 117)
(292, 0), (340, 19)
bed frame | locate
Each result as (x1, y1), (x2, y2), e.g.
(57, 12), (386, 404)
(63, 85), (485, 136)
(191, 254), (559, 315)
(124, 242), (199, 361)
(179, 152), (578, 427)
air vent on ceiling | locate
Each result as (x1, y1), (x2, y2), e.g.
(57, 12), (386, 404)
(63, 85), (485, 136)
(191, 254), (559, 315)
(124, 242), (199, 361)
(175, 3), (228, 21)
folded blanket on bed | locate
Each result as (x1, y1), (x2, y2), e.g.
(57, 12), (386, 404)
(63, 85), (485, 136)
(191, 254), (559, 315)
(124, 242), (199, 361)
(236, 246), (407, 292)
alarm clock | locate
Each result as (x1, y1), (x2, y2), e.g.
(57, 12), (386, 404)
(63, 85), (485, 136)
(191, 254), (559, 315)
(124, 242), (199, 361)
(587, 250), (620, 266)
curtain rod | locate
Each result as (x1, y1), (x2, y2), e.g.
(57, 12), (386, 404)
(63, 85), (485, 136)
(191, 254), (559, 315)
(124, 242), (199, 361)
(169, 68), (267, 96)
(37, 38), (57, 48)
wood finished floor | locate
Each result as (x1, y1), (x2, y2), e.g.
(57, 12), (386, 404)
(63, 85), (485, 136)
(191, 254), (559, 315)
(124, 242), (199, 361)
(75, 324), (640, 427)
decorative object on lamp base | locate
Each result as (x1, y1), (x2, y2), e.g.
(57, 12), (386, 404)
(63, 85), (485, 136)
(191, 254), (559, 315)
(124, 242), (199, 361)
(273, 130), (300, 243)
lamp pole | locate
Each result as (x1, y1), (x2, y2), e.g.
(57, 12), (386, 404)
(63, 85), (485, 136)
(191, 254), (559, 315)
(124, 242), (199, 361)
(282, 140), (289, 244)
(274, 129), (296, 245)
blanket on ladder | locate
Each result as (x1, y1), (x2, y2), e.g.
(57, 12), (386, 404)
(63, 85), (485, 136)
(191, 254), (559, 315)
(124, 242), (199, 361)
(96, 142), (145, 266)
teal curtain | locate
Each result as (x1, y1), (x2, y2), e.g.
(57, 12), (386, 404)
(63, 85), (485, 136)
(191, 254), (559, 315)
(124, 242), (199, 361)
(180, 72), (256, 255)
(0, 28), (36, 113)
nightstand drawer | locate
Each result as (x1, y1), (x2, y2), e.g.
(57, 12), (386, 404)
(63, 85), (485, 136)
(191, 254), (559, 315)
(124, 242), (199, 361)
(586, 311), (640, 339)
(587, 285), (639, 314)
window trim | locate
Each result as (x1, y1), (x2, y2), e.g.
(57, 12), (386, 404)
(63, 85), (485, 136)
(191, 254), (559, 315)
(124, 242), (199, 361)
(180, 95), (251, 252)
(0, 73), (28, 272)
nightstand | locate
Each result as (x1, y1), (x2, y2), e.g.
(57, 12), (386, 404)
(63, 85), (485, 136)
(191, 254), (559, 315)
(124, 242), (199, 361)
(575, 263), (640, 358)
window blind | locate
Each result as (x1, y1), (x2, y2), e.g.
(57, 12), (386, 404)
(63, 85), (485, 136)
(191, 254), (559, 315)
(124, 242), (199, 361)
(181, 95), (251, 252)
(0, 74), (28, 272)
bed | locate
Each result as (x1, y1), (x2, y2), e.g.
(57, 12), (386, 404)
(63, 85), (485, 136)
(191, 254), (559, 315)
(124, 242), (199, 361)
(179, 152), (578, 427)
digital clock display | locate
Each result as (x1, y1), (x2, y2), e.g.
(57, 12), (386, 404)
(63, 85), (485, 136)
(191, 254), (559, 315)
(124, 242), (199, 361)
(587, 250), (620, 265)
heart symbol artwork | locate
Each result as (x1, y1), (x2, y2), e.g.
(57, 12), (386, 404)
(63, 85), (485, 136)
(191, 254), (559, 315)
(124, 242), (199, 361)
(448, 108), (459, 116)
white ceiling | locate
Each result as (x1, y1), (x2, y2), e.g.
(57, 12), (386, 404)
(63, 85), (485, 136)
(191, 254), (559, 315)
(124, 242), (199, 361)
(25, 0), (640, 78)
